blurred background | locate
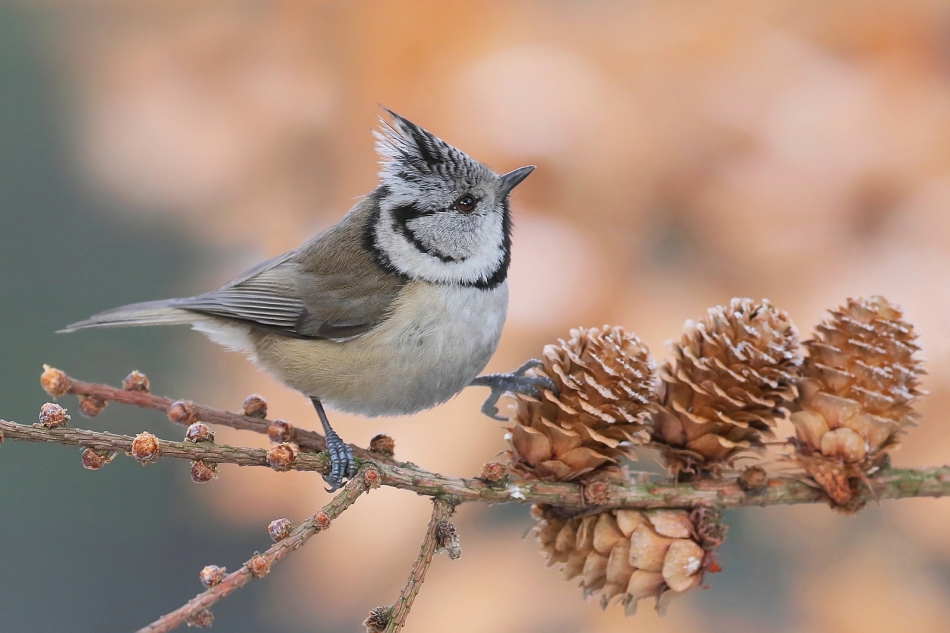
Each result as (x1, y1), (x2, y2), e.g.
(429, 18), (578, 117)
(2, 1), (950, 631)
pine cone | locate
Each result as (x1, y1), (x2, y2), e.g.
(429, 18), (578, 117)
(792, 296), (924, 508)
(507, 326), (655, 481)
(653, 299), (802, 476)
(534, 506), (721, 615)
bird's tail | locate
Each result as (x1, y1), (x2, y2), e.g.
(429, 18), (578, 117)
(59, 299), (194, 333)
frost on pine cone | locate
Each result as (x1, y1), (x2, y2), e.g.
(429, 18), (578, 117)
(653, 299), (802, 477)
(507, 326), (655, 481)
(534, 506), (722, 615)
(792, 296), (924, 509)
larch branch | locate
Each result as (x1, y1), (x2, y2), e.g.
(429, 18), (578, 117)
(134, 471), (371, 633)
(384, 498), (457, 632)
(2, 418), (949, 510)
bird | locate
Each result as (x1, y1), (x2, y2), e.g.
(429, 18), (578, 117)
(61, 109), (553, 491)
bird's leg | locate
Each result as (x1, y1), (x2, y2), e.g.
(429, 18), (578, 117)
(469, 359), (558, 421)
(310, 398), (357, 492)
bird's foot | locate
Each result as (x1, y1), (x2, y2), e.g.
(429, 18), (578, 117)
(469, 359), (558, 421)
(311, 398), (358, 492)
(322, 427), (357, 492)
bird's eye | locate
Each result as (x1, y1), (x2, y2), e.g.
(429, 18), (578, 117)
(455, 195), (476, 213)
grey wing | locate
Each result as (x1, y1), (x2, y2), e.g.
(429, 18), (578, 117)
(173, 255), (403, 341)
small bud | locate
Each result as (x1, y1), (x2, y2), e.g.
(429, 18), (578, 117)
(40, 365), (69, 398)
(167, 400), (196, 426)
(266, 419), (294, 444)
(363, 606), (392, 633)
(738, 465), (769, 494)
(246, 554), (270, 578)
(313, 511), (331, 530)
(78, 396), (106, 418)
(185, 423), (214, 443)
(267, 443), (296, 471)
(368, 433), (395, 458)
(478, 461), (507, 483)
(363, 466), (381, 489)
(199, 565), (227, 588)
(130, 431), (160, 463)
(190, 460), (217, 483)
(583, 478), (611, 506)
(39, 402), (69, 428)
(122, 370), (150, 393)
(242, 394), (268, 419)
(81, 448), (112, 470)
(268, 518), (293, 542)
(434, 519), (461, 560)
(186, 610), (213, 628)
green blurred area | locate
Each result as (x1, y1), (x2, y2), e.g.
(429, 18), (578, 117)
(0, 8), (286, 632)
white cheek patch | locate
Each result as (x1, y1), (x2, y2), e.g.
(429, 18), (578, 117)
(405, 213), (484, 260)
(375, 207), (506, 285)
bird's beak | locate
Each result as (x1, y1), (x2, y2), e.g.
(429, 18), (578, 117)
(498, 165), (536, 197)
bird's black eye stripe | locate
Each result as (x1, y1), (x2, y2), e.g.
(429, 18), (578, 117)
(390, 204), (458, 263)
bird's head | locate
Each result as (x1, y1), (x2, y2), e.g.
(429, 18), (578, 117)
(368, 109), (534, 288)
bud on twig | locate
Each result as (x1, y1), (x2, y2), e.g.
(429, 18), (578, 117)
(313, 511), (331, 531)
(478, 461), (508, 484)
(268, 518), (293, 542)
(190, 461), (217, 483)
(246, 554), (270, 578)
(199, 565), (227, 588)
(583, 476), (611, 506)
(40, 365), (69, 398)
(368, 433), (395, 458)
(363, 606), (392, 633)
(266, 420), (294, 444)
(130, 432), (160, 463)
(81, 448), (113, 470)
(738, 466), (769, 494)
(434, 520), (461, 560)
(78, 396), (106, 418)
(242, 394), (268, 419)
(38, 403), (69, 428)
(122, 370), (150, 393)
(184, 423), (214, 444)
(363, 466), (381, 489)
(266, 443), (296, 471)
(186, 609), (213, 628)
(167, 401), (197, 426)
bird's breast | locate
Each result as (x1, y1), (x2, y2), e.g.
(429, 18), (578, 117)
(252, 281), (509, 416)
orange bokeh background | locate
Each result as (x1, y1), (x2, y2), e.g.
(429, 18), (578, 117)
(11, 1), (950, 631)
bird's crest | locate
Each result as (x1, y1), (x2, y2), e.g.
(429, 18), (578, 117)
(374, 108), (487, 189)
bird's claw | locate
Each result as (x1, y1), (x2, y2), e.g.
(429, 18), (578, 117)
(470, 359), (558, 421)
(322, 427), (357, 492)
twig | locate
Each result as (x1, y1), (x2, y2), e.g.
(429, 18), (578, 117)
(47, 368), (331, 453)
(3, 418), (950, 510)
(5, 367), (948, 632)
(135, 470), (372, 633)
(384, 498), (457, 632)
(0, 419), (329, 473)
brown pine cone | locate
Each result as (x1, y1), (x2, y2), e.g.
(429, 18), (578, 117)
(652, 299), (802, 477)
(507, 326), (655, 481)
(534, 506), (721, 615)
(792, 296), (924, 509)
